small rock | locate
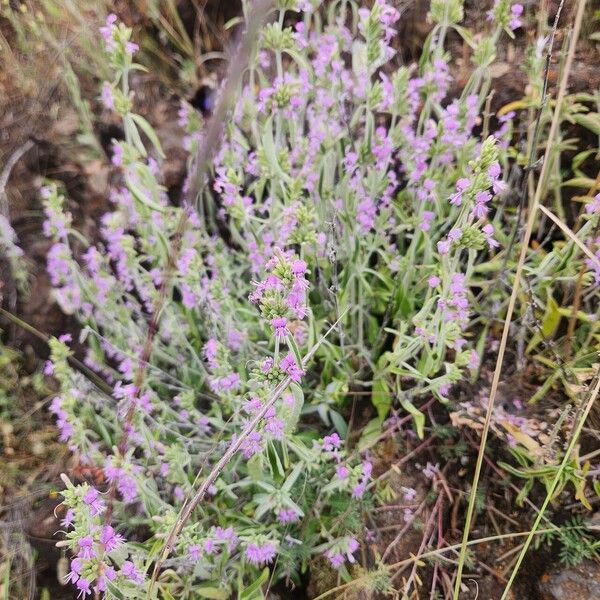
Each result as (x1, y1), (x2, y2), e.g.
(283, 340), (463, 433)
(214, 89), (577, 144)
(539, 561), (600, 599)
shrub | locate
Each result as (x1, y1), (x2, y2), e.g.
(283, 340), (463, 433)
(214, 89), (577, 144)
(39, 1), (578, 597)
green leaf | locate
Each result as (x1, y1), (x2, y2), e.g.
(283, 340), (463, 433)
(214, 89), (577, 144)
(330, 410), (347, 438)
(282, 462), (304, 492)
(453, 25), (476, 48)
(563, 176), (598, 189)
(131, 113), (166, 158)
(351, 40), (367, 75)
(127, 178), (166, 212)
(267, 441), (285, 482)
(239, 568), (269, 600)
(573, 113), (600, 136)
(285, 48), (311, 74)
(197, 585), (229, 599)
(372, 375), (391, 423)
(526, 294), (561, 353)
(285, 382), (304, 434)
(400, 397), (425, 439)
(93, 414), (113, 447)
(247, 453), (264, 481)
(358, 418), (382, 452)
(124, 114), (147, 157)
(572, 149), (597, 171)
(106, 582), (126, 599)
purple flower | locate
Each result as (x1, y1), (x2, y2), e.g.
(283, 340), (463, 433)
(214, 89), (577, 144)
(482, 223), (499, 249)
(437, 240), (450, 255)
(214, 526), (238, 552)
(277, 508), (299, 524)
(125, 41), (139, 55)
(322, 433), (342, 451)
(117, 474), (138, 503)
(347, 538), (359, 555)
(279, 353), (304, 382)
(336, 464), (349, 479)
(450, 178), (470, 206)
(101, 83), (114, 110)
(188, 544), (201, 561)
(99, 14), (117, 45)
(265, 417), (285, 440)
(447, 228), (462, 243)
(77, 536), (96, 559)
(286, 290), (307, 319)
(121, 561), (144, 584)
(420, 210), (435, 231)
(111, 142), (123, 167)
(423, 462), (439, 479)
(61, 508), (75, 529)
(344, 151), (358, 171)
(241, 431), (263, 459)
(64, 558), (83, 584)
(271, 317), (288, 338)
(357, 197), (377, 232)
(326, 551), (345, 569)
(100, 525), (124, 552)
(82, 487), (105, 516)
(76, 577), (92, 598)
(428, 275), (440, 288)
(352, 482), (366, 498)
(402, 486), (417, 502)
(585, 193), (600, 214)
(43, 360), (54, 376)
(203, 338), (219, 370)
(510, 4), (524, 30)
(96, 566), (117, 593)
(291, 259), (307, 278)
(227, 329), (245, 350)
(362, 461), (373, 479)
(244, 541), (277, 565)
(468, 350), (480, 370)
(177, 248), (195, 275)
(439, 383), (452, 397)
(204, 538), (216, 555)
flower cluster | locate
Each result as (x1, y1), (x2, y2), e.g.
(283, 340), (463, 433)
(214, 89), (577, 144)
(58, 476), (144, 597)
(324, 537), (360, 570)
(249, 249), (309, 326)
(487, 1), (524, 32)
(203, 338), (241, 393)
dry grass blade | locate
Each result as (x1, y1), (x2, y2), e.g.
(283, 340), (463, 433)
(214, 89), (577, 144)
(538, 203), (600, 266)
(452, 0), (587, 597)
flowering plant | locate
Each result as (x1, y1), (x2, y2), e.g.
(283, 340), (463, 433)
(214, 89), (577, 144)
(39, 0), (542, 597)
